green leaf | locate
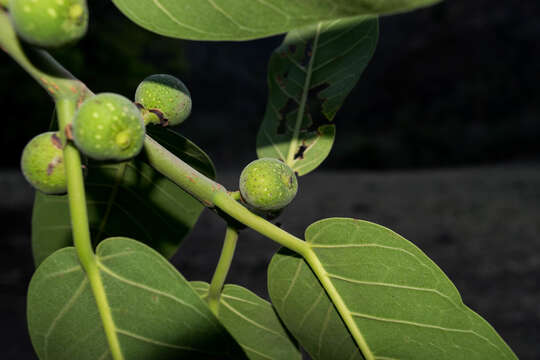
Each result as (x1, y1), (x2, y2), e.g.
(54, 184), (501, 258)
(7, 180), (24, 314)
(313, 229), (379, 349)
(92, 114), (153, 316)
(268, 218), (518, 360)
(256, 17), (378, 176)
(110, 0), (438, 41)
(27, 237), (245, 360)
(32, 130), (215, 266)
(191, 282), (301, 360)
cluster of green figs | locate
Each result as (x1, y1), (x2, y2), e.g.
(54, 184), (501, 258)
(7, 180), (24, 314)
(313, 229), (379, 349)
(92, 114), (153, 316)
(21, 75), (192, 191)
(14, 0), (298, 213)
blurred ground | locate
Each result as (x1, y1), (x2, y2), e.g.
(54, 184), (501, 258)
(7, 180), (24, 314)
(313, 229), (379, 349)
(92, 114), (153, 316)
(1, 163), (539, 359)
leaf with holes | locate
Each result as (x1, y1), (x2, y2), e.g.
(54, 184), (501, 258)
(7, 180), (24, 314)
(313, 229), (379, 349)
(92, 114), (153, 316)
(111, 0), (438, 41)
(256, 17), (378, 176)
(268, 218), (518, 360)
(27, 237), (246, 360)
(191, 281), (301, 360)
(32, 128), (216, 266)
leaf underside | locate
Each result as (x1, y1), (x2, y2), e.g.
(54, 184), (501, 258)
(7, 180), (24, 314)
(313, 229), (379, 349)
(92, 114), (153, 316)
(27, 237), (245, 360)
(256, 17), (378, 176)
(268, 218), (518, 360)
(192, 282), (301, 360)
(32, 128), (216, 266)
(111, 0), (439, 41)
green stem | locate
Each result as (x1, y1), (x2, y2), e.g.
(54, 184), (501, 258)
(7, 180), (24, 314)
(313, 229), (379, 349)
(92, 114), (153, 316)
(143, 135), (225, 207)
(142, 139), (372, 356)
(207, 224), (239, 316)
(1, 9), (120, 358)
(0, 9), (89, 102)
(56, 99), (124, 360)
(229, 190), (241, 201)
(212, 192), (308, 256)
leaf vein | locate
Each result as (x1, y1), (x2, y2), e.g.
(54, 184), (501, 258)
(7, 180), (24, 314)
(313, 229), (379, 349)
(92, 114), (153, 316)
(221, 299), (287, 340)
(326, 273), (459, 309)
(44, 278), (88, 359)
(97, 262), (213, 324)
(116, 328), (212, 353)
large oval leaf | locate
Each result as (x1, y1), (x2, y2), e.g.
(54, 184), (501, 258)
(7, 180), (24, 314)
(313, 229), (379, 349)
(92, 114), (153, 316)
(192, 282), (301, 360)
(111, 0), (439, 41)
(32, 129), (215, 266)
(27, 237), (245, 359)
(257, 17), (378, 175)
(268, 218), (518, 360)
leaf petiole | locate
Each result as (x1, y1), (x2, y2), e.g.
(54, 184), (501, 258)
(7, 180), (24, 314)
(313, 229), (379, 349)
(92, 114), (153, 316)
(206, 224), (239, 316)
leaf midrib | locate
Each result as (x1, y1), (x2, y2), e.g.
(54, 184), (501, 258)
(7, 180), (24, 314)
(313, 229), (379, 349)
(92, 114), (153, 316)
(286, 22), (322, 166)
(303, 247), (375, 360)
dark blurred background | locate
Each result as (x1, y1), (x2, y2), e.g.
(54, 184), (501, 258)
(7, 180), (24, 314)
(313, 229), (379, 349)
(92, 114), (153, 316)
(1, 1), (539, 359)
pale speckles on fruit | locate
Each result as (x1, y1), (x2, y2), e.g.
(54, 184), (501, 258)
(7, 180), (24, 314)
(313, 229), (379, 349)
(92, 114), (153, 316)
(135, 74), (192, 126)
(47, 7), (57, 18)
(239, 158), (298, 211)
(9, 0), (88, 48)
(73, 93), (145, 161)
(21, 131), (67, 194)
(68, 4), (83, 19)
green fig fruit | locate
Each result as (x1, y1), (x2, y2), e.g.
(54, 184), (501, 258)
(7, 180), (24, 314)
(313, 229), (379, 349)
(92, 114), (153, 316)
(21, 131), (66, 194)
(9, 0), (88, 48)
(239, 158), (298, 212)
(135, 74), (192, 126)
(73, 93), (145, 161)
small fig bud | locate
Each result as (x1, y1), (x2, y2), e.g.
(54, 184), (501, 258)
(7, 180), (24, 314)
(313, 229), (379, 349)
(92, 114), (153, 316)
(239, 158), (298, 212)
(73, 93), (145, 161)
(135, 74), (192, 126)
(21, 131), (66, 194)
(9, 0), (88, 48)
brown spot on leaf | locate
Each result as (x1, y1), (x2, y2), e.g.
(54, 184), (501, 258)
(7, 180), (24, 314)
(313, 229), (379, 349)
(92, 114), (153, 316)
(294, 141), (308, 160)
(306, 82), (331, 132)
(51, 133), (63, 149)
(277, 98), (297, 134)
(275, 75), (284, 87)
(300, 41), (314, 67)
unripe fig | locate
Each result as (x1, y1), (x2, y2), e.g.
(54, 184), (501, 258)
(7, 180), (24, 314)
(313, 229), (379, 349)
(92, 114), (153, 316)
(135, 74), (192, 126)
(9, 0), (88, 48)
(21, 131), (66, 194)
(73, 93), (145, 161)
(239, 158), (298, 212)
